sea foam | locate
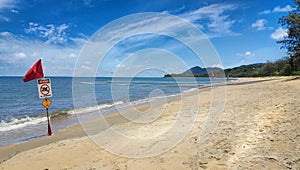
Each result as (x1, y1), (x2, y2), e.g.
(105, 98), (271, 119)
(0, 116), (47, 132)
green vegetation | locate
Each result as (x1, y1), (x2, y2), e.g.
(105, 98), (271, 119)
(164, 59), (299, 78)
(225, 63), (264, 77)
(225, 59), (300, 77)
(164, 66), (224, 78)
(278, 0), (300, 71)
(277, 0), (300, 75)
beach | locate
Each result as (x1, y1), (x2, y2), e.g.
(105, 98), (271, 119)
(0, 77), (300, 169)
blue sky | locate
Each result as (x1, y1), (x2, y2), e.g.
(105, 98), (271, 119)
(0, 0), (295, 76)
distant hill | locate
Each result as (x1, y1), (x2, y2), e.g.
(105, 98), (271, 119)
(164, 66), (224, 77)
(164, 55), (300, 78)
(163, 63), (269, 78)
(224, 63), (265, 77)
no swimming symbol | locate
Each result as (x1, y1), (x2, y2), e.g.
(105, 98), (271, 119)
(37, 78), (53, 98)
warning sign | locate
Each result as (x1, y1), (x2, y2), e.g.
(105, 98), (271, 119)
(42, 97), (52, 109)
(37, 78), (52, 98)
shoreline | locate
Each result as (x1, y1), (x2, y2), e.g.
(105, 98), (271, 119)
(1, 76), (299, 169)
(0, 77), (282, 161)
(0, 77), (228, 147)
(0, 80), (203, 162)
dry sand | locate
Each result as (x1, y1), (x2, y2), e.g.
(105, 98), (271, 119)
(0, 77), (300, 169)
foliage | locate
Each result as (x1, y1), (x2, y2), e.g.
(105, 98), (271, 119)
(164, 66), (224, 77)
(224, 63), (265, 77)
(277, 0), (300, 74)
(225, 59), (300, 77)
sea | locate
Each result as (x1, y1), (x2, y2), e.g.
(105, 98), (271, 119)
(0, 76), (233, 147)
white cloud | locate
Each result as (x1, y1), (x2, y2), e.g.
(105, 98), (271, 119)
(209, 64), (224, 69)
(0, 32), (87, 75)
(69, 53), (77, 58)
(252, 19), (266, 30)
(10, 9), (18, 13)
(251, 19), (272, 31)
(14, 52), (26, 59)
(178, 3), (238, 37)
(25, 22), (70, 45)
(0, 31), (12, 36)
(80, 65), (91, 70)
(0, 0), (17, 22)
(236, 51), (255, 57)
(0, 0), (15, 10)
(273, 5), (295, 12)
(259, 10), (271, 15)
(260, 5), (295, 15)
(271, 27), (288, 40)
(0, 16), (10, 22)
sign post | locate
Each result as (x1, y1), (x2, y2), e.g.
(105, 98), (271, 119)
(38, 78), (53, 136)
(42, 97), (52, 136)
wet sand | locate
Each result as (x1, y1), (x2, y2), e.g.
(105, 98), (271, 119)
(0, 77), (299, 169)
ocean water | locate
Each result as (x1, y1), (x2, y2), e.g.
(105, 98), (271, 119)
(0, 76), (231, 147)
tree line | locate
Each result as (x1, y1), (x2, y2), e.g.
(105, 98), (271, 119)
(225, 57), (300, 77)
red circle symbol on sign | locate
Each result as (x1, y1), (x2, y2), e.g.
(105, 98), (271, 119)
(40, 84), (50, 95)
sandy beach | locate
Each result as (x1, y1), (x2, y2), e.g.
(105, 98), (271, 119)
(0, 77), (300, 169)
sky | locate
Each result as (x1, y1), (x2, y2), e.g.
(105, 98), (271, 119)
(0, 0), (295, 77)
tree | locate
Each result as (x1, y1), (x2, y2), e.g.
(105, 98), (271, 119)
(278, 0), (300, 72)
(280, 64), (293, 76)
(260, 62), (275, 76)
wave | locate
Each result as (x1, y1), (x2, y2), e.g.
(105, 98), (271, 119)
(0, 116), (47, 132)
(0, 101), (125, 132)
(182, 87), (201, 93)
(68, 101), (124, 115)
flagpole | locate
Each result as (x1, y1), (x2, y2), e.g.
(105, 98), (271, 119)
(24, 59), (53, 136)
(46, 107), (52, 136)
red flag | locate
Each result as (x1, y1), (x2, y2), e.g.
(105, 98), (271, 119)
(23, 59), (44, 82)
